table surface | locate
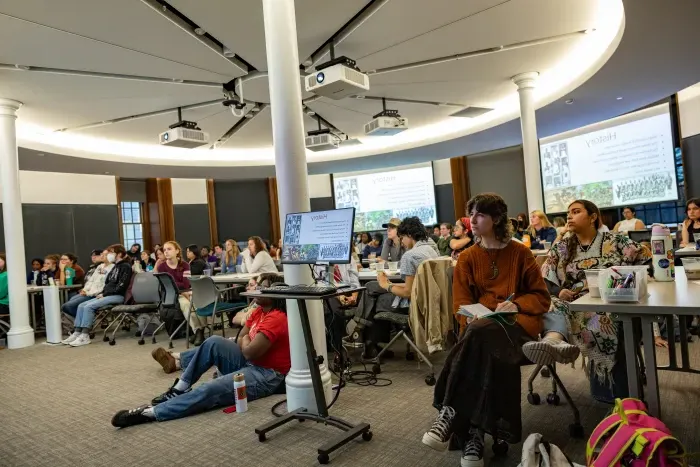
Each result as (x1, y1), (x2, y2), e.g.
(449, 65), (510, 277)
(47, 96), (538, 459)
(570, 267), (700, 315)
(532, 249), (550, 256)
(241, 286), (365, 300)
(675, 246), (700, 257)
(27, 284), (82, 293)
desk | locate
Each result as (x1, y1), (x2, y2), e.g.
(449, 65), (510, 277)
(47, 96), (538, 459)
(242, 288), (371, 464)
(674, 246), (700, 258)
(210, 272), (280, 284)
(570, 268), (700, 418)
(358, 269), (401, 282)
(532, 249), (550, 257)
(26, 284), (81, 332)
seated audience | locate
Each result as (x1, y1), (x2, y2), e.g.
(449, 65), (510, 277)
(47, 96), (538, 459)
(242, 236), (278, 274)
(27, 258), (43, 285)
(356, 232), (371, 255)
(199, 246), (218, 265)
(151, 244), (162, 261)
(360, 217), (438, 357)
(516, 212), (529, 237)
(0, 253), (7, 317)
(449, 217), (473, 260)
(380, 217), (405, 262)
(680, 197), (700, 247)
(528, 210), (557, 249)
(58, 253), (85, 285)
(323, 256), (361, 352)
(140, 250), (156, 271)
(213, 243), (224, 265)
(111, 274), (289, 428)
(522, 199), (651, 392)
(61, 245), (132, 347)
(509, 218), (522, 241)
(552, 216), (567, 237)
(127, 243), (145, 269)
(274, 239), (283, 260)
(423, 193), (550, 466)
(157, 241), (208, 346)
(433, 226), (441, 237)
(61, 251), (113, 319)
(362, 233), (384, 259)
(436, 223), (453, 257)
(153, 247), (166, 270)
(220, 239), (239, 274)
(613, 206), (645, 234)
(37, 254), (61, 286)
(186, 244), (207, 276)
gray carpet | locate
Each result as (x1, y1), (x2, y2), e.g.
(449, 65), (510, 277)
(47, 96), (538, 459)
(1, 331), (699, 467)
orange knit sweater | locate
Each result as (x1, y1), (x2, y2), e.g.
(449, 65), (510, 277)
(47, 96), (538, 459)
(453, 240), (551, 338)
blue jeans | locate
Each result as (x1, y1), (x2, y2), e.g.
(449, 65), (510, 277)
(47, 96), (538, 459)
(61, 294), (93, 318)
(74, 295), (125, 328)
(542, 312), (569, 338)
(153, 335), (285, 421)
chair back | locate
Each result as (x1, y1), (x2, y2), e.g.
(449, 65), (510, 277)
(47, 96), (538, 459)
(130, 272), (161, 304)
(154, 273), (179, 307)
(189, 276), (219, 310)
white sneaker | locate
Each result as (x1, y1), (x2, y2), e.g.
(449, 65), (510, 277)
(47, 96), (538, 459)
(61, 331), (81, 345)
(69, 333), (91, 347)
(523, 337), (580, 365)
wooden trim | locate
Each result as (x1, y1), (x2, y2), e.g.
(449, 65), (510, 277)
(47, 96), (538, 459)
(267, 177), (281, 244)
(206, 179), (219, 247)
(450, 156), (471, 220)
(156, 178), (175, 242)
(115, 176), (124, 246)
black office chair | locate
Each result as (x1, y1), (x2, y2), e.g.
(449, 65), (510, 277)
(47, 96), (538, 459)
(106, 272), (162, 345)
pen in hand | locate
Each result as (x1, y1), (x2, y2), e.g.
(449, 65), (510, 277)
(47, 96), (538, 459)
(504, 293), (515, 302)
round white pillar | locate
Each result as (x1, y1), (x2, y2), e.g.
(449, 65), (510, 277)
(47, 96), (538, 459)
(261, 0), (332, 413)
(512, 72), (543, 213)
(0, 98), (35, 349)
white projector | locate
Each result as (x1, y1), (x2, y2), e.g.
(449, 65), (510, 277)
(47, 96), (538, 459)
(305, 58), (369, 100)
(305, 132), (340, 151)
(364, 116), (409, 136)
(159, 127), (209, 148)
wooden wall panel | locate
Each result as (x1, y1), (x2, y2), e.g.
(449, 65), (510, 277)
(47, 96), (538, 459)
(206, 179), (219, 247)
(267, 177), (281, 244)
(145, 178), (174, 246)
(450, 156), (471, 220)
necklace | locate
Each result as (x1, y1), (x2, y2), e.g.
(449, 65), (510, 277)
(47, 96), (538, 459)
(578, 232), (598, 253)
(478, 241), (501, 279)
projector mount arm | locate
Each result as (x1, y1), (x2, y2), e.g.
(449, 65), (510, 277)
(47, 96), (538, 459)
(222, 77), (247, 118)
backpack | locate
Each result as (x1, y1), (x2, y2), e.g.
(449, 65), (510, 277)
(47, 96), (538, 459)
(586, 398), (686, 466)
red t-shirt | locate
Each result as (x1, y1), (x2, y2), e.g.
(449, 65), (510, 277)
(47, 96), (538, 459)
(245, 307), (291, 375)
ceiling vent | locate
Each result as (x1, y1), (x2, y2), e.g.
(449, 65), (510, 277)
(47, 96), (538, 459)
(449, 106), (493, 118)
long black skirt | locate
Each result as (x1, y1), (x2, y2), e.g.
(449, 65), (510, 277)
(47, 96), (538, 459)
(433, 317), (532, 443)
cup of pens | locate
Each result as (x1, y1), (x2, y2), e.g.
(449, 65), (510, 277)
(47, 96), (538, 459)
(599, 266), (645, 303)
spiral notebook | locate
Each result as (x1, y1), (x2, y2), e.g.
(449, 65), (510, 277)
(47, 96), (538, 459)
(457, 304), (517, 319)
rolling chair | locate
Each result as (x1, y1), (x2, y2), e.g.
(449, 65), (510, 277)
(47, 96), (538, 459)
(185, 276), (240, 349)
(104, 272), (162, 345)
(152, 272), (186, 349)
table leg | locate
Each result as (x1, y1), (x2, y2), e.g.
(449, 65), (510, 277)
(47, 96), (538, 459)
(666, 315), (677, 369)
(621, 317), (641, 398)
(679, 315), (690, 371)
(296, 298), (329, 418)
(640, 316), (661, 418)
(30, 292), (37, 331)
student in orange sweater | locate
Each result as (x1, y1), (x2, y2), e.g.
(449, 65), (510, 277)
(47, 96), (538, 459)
(422, 193), (551, 467)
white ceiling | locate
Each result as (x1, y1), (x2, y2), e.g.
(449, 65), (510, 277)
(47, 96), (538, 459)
(1, 0), (604, 155)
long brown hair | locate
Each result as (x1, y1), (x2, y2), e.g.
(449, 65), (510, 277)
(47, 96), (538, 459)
(163, 240), (184, 263)
(0, 252), (6, 272)
(466, 193), (513, 242)
(527, 210), (553, 237)
(224, 239), (239, 265)
(248, 236), (268, 256)
(562, 199), (601, 270)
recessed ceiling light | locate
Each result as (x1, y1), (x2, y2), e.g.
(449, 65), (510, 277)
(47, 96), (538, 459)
(616, 96), (623, 100)
(194, 27), (206, 35)
(565, 99), (574, 105)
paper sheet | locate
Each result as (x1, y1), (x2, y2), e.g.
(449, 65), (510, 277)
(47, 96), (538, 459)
(457, 304), (517, 319)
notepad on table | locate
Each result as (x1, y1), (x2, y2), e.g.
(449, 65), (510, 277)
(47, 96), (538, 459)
(457, 303), (518, 319)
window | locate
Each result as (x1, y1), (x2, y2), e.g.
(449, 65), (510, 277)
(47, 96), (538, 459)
(121, 201), (143, 248)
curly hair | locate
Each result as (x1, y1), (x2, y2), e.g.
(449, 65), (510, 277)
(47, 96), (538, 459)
(562, 199), (601, 270)
(257, 273), (287, 313)
(466, 193), (513, 242)
(397, 216), (428, 242)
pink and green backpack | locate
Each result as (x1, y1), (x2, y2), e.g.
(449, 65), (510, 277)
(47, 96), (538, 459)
(586, 398), (686, 466)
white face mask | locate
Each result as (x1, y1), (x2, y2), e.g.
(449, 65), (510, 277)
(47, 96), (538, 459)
(107, 253), (116, 263)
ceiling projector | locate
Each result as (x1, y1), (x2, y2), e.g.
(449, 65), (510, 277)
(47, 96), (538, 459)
(305, 56), (369, 100)
(305, 129), (340, 151)
(159, 121), (209, 148)
(364, 110), (408, 136)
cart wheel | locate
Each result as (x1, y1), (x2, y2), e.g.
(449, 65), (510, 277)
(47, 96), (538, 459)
(102, 336), (109, 342)
(109, 339), (116, 346)
(168, 342), (174, 349)
(425, 375), (436, 386)
(151, 337), (157, 344)
(89, 332), (95, 339)
(527, 393), (541, 405)
(493, 439), (509, 456)
(362, 430), (373, 441)
(546, 393), (560, 406)
(258, 433), (266, 442)
(405, 351), (415, 361)
(540, 367), (551, 378)
(372, 363), (381, 375)
(318, 453), (330, 465)
(138, 339), (145, 345)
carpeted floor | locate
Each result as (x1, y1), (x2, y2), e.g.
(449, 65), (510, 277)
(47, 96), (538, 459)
(1, 331), (699, 467)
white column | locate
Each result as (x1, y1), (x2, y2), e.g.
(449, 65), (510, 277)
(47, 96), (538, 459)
(0, 98), (35, 349)
(512, 72), (543, 213)
(262, 0), (332, 413)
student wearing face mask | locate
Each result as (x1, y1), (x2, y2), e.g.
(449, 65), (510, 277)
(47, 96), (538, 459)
(61, 245), (132, 347)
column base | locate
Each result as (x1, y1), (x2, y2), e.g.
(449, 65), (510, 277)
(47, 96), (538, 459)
(285, 365), (333, 414)
(7, 325), (36, 349)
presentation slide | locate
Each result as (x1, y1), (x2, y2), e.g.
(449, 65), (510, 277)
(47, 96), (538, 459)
(281, 208), (355, 264)
(333, 164), (437, 231)
(539, 104), (678, 213)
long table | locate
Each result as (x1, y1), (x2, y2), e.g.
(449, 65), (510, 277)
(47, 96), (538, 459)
(210, 269), (402, 285)
(570, 267), (700, 418)
(674, 245), (700, 259)
(27, 284), (82, 332)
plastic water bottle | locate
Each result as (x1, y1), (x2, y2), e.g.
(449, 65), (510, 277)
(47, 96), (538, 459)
(650, 224), (675, 282)
(234, 373), (248, 413)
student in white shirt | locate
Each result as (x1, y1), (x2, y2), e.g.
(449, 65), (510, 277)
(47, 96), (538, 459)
(241, 236), (278, 274)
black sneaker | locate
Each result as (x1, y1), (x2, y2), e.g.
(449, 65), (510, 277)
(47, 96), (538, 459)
(422, 405), (456, 451)
(151, 378), (190, 405)
(111, 406), (154, 428)
(461, 430), (485, 467)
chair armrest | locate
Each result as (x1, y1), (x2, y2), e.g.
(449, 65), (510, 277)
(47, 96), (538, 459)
(217, 286), (242, 295)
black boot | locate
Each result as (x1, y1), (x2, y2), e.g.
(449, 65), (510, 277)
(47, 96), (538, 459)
(193, 328), (205, 346)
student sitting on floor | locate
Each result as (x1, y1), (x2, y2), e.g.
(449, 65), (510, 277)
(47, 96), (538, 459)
(230, 275), (261, 327)
(61, 251), (114, 319)
(61, 245), (132, 347)
(111, 274), (290, 428)
(58, 252), (85, 286)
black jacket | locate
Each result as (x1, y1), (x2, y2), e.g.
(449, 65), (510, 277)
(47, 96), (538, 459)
(189, 258), (207, 276)
(102, 261), (133, 297)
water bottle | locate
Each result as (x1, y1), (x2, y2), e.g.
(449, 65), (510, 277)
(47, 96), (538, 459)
(234, 373), (248, 413)
(650, 224), (675, 282)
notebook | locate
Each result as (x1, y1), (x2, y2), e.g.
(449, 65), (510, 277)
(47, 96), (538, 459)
(457, 303), (518, 320)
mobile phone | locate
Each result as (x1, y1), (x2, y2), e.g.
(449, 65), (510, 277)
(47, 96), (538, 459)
(571, 284), (584, 294)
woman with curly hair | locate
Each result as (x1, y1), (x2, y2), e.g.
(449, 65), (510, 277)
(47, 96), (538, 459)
(422, 193), (551, 466)
(522, 200), (652, 386)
